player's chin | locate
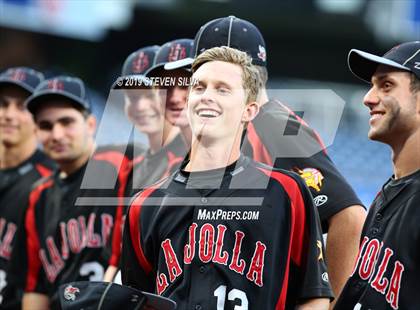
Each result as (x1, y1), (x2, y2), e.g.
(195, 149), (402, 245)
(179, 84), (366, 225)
(367, 128), (386, 142)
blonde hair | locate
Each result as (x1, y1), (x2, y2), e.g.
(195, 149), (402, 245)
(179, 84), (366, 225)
(191, 46), (259, 103)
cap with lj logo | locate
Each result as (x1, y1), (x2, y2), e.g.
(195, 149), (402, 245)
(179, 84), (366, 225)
(348, 41), (420, 83)
(0, 67), (44, 93)
(121, 45), (160, 77)
(25, 76), (91, 115)
(145, 38), (194, 76)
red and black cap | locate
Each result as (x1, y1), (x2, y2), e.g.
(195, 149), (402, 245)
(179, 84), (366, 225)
(121, 45), (160, 77)
(348, 41), (420, 83)
(25, 75), (91, 115)
(0, 67), (44, 93)
(145, 38), (194, 76)
(165, 16), (267, 70)
(59, 281), (176, 310)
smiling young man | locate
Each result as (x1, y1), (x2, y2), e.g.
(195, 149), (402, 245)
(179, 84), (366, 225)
(118, 45), (186, 195)
(8, 76), (125, 310)
(164, 17), (366, 303)
(0, 67), (54, 309)
(335, 41), (420, 309)
(103, 46), (188, 282)
(122, 47), (333, 309)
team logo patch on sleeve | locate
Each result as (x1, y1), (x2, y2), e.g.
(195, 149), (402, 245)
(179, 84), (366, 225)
(296, 168), (324, 192)
(64, 285), (80, 301)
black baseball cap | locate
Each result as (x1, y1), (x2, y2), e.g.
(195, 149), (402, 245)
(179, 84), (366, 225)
(145, 39), (194, 77)
(165, 16), (267, 70)
(348, 41), (420, 83)
(0, 67), (44, 94)
(25, 75), (91, 115)
(59, 281), (176, 310)
(111, 46), (159, 90)
(121, 45), (160, 76)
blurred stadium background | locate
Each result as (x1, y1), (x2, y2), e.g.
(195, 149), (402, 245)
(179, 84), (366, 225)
(1, 0), (419, 206)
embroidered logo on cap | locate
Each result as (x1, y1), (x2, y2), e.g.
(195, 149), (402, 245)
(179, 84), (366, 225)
(257, 45), (266, 62)
(47, 79), (65, 91)
(64, 285), (80, 301)
(168, 43), (187, 62)
(132, 52), (150, 74)
(9, 69), (27, 82)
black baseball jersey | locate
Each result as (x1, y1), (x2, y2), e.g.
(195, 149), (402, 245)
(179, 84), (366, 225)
(335, 169), (420, 310)
(242, 99), (363, 231)
(122, 155), (333, 309)
(10, 153), (126, 308)
(0, 149), (54, 309)
(127, 134), (187, 196)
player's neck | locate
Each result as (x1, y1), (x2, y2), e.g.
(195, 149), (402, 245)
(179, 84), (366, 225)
(161, 121), (180, 147)
(58, 142), (95, 177)
(148, 129), (169, 155)
(180, 125), (192, 147)
(186, 134), (241, 172)
(391, 130), (420, 179)
(0, 138), (37, 169)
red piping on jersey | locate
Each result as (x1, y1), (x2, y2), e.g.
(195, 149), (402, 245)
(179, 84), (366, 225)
(247, 122), (273, 166)
(132, 155), (145, 167)
(164, 151), (183, 178)
(128, 187), (158, 275)
(25, 179), (54, 292)
(93, 151), (130, 267)
(278, 102), (328, 155)
(35, 164), (52, 178)
(258, 167), (308, 310)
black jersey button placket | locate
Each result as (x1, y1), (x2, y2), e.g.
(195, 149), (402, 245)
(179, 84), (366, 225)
(371, 228), (379, 236)
(201, 197), (208, 204)
(194, 304), (202, 310)
(199, 265), (206, 273)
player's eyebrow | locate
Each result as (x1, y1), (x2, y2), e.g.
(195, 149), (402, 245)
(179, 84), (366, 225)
(37, 116), (76, 128)
(371, 74), (396, 84)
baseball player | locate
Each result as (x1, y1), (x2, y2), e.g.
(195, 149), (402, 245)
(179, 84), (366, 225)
(0, 67), (54, 309)
(146, 38), (195, 144)
(103, 45), (188, 282)
(8, 76), (125, 310)
(122, 46), (333, 309)
(163, 16), (366, 300)
(120, 44), (188, 195)
(335, 41), (420, 309)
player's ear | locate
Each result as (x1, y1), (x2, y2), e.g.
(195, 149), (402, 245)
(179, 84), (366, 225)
(86, 114), (97, 136)
(242, 101), (259, 123)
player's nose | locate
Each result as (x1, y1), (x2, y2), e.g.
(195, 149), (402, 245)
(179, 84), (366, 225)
(2, 103), (19, 121)
(198, 87), (216, 105)
(363, 87), (380, 109)
(51, 123), (65, 139)
(168, 87), (187, 106)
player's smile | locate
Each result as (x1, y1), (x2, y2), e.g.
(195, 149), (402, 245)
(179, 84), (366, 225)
(133, 112), (159, 124)
(0, 123), (19, 132)
(369, 109), (385, 125)
(195, 107), (222, 120)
